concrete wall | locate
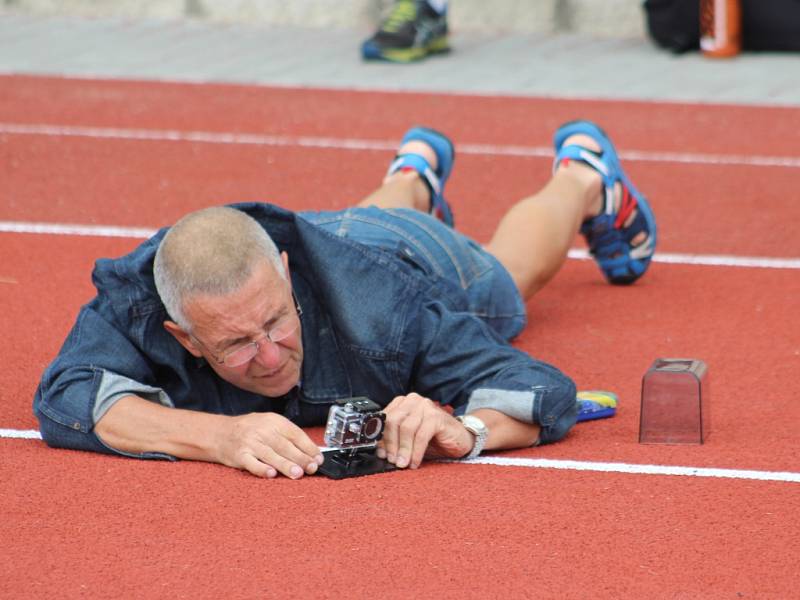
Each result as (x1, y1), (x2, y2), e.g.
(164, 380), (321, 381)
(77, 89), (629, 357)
(0, 0), (647, 37)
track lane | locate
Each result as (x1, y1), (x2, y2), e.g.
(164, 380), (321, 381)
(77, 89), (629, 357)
(2, 74), (800, 156)
(2, 441), (798, 599)
(2, 136), (799, 257)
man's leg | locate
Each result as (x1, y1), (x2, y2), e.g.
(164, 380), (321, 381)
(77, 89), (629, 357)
(359, 122), (654, 300)
(358, 140), (437, 211)
(358, 127), (455, 226)
(485, 141), (603, 301)
(484, 123), (656, 298)
(359, 133), (606, 301)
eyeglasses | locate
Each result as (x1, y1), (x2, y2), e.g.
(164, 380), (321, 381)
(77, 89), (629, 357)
(193, 295), (302, 368)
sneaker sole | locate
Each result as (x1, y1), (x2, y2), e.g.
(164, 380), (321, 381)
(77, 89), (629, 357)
(363, 36), (450, 63)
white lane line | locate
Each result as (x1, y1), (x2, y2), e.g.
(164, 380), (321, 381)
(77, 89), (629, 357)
(2, 427), (797, 482)
(3, 122), (800, 169)
(565, 249), (800, 270)
(464, 456), (800, 483)
(0, 428), (42, 440)
(2, 220), (798, 270)
(644, 251), (800, 270)
(0, 221), (158, 238)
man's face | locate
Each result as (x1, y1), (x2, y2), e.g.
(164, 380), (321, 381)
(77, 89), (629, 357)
(177, 256), (304, 398)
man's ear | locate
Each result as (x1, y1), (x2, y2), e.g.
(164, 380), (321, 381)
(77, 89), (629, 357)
(281, 251), (291, 284)
(163, 320), (203, 358)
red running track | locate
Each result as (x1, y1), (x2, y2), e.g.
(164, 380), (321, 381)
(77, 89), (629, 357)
(1, 75), (799, 599)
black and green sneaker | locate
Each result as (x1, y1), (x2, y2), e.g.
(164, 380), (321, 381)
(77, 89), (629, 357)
(361, 0), (450, 63)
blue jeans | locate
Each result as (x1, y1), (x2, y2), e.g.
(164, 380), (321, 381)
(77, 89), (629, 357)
(300, 207), (527, 341)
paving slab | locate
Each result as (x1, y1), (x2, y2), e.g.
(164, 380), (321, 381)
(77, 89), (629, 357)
(0, 13), (798, 105)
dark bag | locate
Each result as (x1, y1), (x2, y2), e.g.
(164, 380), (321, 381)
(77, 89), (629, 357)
(643, 0), (701, 53)
(742, 0), (800, 50)
(643, 0), (800, 52)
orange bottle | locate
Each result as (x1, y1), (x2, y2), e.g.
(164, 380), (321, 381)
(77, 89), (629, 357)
(700, 0), (742, 57)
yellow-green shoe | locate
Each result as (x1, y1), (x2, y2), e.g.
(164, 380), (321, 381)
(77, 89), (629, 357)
(361, 0), (450, 63)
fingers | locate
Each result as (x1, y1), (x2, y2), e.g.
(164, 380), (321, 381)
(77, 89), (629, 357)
(381, 393), (441, 470)
(381, 393), (418, 464)
(380, 398), (403, 464)
(223, 413), (324, 479)
(409, 419), (438, 469)
(241, 452), (278, 479)
(257, 436), (318, 479)
(281, 421), (325, 474)
(395, 411), (423, 468)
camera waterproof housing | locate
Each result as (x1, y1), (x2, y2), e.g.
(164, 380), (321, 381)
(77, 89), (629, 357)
(318, 397), (397, 480)
(324, 397), (386, 450)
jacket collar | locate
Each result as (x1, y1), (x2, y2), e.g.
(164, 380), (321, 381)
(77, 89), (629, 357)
(292, 267), (353, 402)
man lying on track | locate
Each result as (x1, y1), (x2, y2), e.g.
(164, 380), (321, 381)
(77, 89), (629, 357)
(34, 120), (656, 479)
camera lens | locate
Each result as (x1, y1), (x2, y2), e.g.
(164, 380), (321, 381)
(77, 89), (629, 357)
(362, 416), (383, 440)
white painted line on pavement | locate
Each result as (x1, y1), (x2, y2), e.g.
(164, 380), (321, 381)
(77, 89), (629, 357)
(565, 249), (800, 270)
(2, 220), (798, 271)
(464, 456), (800, 483)
(2, 427), (797, 483)
(0, 428), (42, 440)
(3, 122), (800, 169)
(0, 221), (158, 239)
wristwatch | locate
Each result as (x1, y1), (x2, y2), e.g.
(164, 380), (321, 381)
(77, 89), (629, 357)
(456, 414), (489, 459)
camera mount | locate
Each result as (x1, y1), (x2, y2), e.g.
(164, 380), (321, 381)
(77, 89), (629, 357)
(316, 397), (398, 479)
(318, 446), (398, 479)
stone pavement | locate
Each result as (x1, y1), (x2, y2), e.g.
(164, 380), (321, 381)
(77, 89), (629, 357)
(0, 13), (798, 105)
(0, 0), (650, 37)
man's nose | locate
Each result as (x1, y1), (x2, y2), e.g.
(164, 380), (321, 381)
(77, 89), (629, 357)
(252, 338), (282, 369)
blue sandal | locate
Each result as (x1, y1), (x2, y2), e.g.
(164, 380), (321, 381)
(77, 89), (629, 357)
(387, 126), (455, 227)
(553, 120), (657, 284)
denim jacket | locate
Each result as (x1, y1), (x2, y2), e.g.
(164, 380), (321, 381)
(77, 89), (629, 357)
(34, 203), (576, 458)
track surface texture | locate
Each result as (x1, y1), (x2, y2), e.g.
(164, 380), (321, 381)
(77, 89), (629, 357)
(1, 75), (799, 599)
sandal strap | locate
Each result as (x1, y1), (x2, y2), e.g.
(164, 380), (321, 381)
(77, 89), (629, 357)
(387, 152), (454, 226)
(553, 144), (612, 185)
(554, 144), (618, 217)
(581, 209), (655, 283)
(387, 152), (442, 197)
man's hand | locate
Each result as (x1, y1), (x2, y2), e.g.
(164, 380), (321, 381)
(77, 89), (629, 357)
(95, 396), (323, 480)
(214, 412), (324, 479)
(377, 393), (474, 469)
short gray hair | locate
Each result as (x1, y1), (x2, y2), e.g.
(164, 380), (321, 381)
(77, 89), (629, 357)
(153, 206), (285, 331)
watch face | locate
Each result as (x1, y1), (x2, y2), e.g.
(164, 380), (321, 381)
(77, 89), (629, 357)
(461, 415), (488, 435)
(459, 415), (488, 459)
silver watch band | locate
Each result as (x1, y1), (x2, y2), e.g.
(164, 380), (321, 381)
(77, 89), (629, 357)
(456, 415), (488, 459)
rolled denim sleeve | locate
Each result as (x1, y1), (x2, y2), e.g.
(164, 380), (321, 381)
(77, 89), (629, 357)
(93, 371), (174, 423)
(34, 301), (174, 459)
(412, 301), (578, 445)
